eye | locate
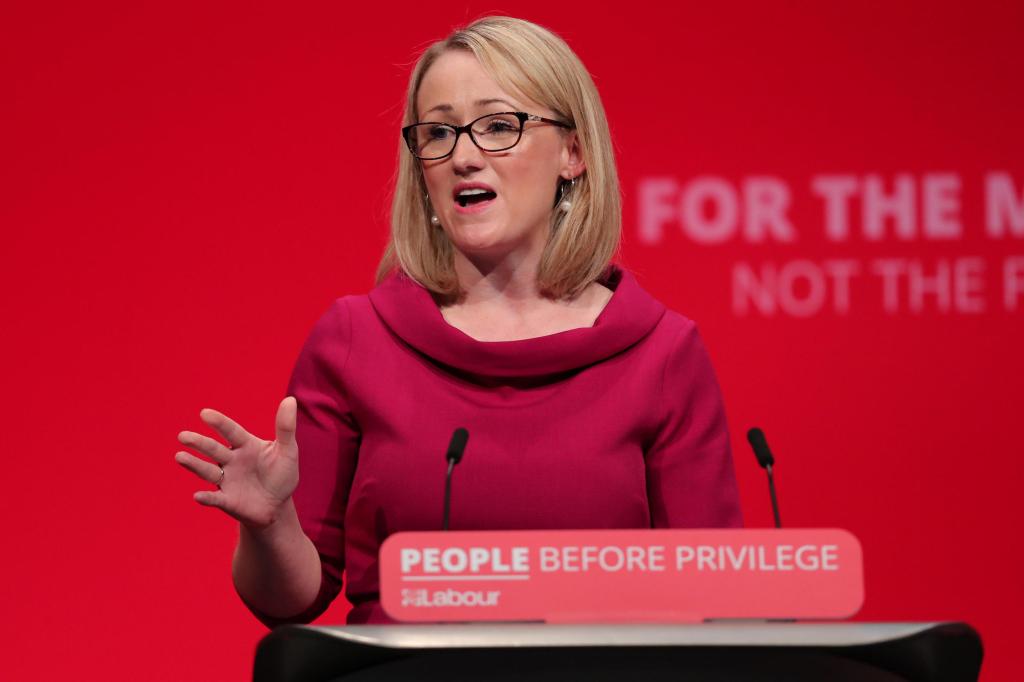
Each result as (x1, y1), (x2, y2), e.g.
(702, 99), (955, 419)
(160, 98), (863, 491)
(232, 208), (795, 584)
(484, 119), (516, 133)
(474, 114), (520, 136)
(483, 121), (516, 135)
(427, 125), (454, 140)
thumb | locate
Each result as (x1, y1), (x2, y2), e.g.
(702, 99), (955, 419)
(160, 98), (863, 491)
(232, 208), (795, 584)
(275, 396), (298, 450)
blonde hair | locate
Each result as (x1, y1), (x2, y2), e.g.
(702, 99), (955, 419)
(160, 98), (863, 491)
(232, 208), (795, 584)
(375, 16), (621, 300)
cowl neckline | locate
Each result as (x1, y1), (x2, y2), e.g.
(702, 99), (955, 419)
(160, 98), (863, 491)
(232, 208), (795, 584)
(368, 266), (666, 379)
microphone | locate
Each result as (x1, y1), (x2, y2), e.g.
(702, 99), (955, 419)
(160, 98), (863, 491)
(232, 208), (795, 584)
(746, 427), (781, 528)
(442, 427), (469, 531)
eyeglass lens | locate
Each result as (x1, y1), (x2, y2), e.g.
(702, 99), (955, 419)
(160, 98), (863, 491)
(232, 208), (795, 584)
(406, 113), (523, 159)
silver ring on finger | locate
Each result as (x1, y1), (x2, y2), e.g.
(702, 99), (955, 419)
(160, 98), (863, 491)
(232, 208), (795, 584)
(215, 467), (225, 488)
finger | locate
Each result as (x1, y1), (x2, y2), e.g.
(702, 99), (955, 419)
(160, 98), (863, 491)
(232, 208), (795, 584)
(276, 396), (297, 449)
(194, 490), (227, 509)
(174, 451), (224, 484)
(177, 430), (232, 464)
(199, 408), (254, 449)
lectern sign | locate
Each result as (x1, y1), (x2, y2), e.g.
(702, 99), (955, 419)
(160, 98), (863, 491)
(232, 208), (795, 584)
(380, 529), (863, 623)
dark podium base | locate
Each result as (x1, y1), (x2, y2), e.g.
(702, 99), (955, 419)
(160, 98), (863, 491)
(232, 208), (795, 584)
(254, 622), (982, 682)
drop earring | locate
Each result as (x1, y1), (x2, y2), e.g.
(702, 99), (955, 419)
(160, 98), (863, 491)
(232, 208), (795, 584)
(558, 177), (576, 212)
(424, 191), (440, 226)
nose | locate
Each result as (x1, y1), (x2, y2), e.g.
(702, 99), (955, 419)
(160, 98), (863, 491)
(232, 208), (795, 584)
(450, 129), (485, 175)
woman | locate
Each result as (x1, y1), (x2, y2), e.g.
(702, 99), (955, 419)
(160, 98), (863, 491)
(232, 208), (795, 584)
(175, 16), (741, 626)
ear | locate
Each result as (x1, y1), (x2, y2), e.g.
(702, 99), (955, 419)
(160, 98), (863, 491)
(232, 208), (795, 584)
(559, 130), (586, 180)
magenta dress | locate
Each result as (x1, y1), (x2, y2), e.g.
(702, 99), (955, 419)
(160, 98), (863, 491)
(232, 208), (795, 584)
(250, 267), (742, 626)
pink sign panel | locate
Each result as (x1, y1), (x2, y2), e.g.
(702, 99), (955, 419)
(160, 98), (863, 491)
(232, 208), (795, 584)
(380, 529), (863, 623)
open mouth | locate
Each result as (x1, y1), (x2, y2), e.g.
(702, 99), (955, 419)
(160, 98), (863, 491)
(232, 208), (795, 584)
(455, 188), (497, 208)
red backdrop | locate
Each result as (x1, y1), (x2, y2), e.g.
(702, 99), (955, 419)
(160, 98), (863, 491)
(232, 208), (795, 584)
(2, 1), (1021, 680)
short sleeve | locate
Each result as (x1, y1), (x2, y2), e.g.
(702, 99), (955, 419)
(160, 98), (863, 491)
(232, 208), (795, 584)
(249, 299), (361, 627)
(645, 323), (743, 528)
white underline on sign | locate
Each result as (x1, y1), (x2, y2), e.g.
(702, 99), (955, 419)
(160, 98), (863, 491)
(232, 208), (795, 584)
(401, 575), (531, 582)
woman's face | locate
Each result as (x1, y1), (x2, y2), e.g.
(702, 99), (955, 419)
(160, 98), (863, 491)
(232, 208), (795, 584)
(415, 50), (583, 264)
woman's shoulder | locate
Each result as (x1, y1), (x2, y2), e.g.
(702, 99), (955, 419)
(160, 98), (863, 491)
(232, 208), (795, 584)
(656, 307), (698, 334)
(298, 292), (383, 351)
(635, 305), (722, 383)
(315, 288), (388, 322)
(642, 304), (701, 352)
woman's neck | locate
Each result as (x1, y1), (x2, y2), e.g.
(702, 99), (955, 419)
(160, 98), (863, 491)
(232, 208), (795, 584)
(451, 248), (544, 309)
(440, 250), (612, 342)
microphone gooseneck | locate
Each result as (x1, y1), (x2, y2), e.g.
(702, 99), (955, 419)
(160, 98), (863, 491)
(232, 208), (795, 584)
(747, 427), (782, 529)
(442, 427), (470, 531)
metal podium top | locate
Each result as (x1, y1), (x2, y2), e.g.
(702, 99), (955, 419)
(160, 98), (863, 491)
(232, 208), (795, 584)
(254, 621), (983, 682)
(298, 621), (951, 649)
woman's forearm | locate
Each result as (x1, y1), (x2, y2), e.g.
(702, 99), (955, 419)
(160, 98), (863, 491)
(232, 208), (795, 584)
(231, 498), (323, 619)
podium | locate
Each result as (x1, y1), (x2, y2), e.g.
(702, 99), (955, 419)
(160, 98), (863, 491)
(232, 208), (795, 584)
(253, 621), (982, 681)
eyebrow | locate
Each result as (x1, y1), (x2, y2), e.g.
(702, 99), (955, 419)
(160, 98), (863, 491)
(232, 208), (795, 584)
(421, 98), (520, 118)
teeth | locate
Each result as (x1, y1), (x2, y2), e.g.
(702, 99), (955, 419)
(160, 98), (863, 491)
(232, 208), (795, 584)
(458, 188), (490, 197)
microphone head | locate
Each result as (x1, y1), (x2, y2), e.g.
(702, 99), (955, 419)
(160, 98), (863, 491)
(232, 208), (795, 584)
(446, 427), (469, 465)
(746, 427), (775, 468)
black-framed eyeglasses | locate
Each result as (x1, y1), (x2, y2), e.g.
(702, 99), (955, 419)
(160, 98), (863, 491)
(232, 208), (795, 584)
(402, 111), (572, 160)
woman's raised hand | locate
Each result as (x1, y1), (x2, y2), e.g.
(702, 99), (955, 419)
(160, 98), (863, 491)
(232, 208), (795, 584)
(175, 397), (300, 529)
